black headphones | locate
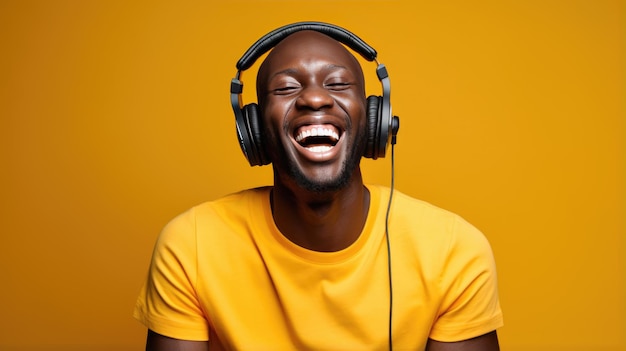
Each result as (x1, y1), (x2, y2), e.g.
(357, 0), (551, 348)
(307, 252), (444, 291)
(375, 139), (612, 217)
(230, 21), (399, 167)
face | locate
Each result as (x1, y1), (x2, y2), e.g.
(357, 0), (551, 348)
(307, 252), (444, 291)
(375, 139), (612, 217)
(256, 31), (367, 192)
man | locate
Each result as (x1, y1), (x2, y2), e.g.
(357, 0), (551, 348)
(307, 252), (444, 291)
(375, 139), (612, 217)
(134, 24), (503, 350)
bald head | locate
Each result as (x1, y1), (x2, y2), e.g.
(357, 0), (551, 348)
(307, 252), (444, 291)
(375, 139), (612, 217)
(256, 30), (366, 103)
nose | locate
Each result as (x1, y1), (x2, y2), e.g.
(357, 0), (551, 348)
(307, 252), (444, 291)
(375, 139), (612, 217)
(295, 84), (334, 110)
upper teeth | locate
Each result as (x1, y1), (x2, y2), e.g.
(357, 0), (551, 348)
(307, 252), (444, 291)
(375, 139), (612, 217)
(295, 127), (339, 143)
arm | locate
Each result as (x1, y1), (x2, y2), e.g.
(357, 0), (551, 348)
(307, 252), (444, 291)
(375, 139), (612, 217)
(425, 331), (500, 351)
(146, 330), (209, 351)
(135, 211), (211, 348)
(427, 216), (503, 349)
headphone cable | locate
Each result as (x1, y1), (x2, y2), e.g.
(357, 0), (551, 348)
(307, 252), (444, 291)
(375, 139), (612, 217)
(385, 139), (396, 351)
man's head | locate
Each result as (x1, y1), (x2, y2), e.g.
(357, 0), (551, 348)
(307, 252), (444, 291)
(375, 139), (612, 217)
(255, 30), (368, 193)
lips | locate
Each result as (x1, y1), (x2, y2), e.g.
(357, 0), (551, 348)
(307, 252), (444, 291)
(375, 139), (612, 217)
(294, 124), (341, 154)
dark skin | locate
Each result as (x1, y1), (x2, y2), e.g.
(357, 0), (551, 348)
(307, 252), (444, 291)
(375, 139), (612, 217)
(257, 30), (370, 252)
(146, 31), (499, 351)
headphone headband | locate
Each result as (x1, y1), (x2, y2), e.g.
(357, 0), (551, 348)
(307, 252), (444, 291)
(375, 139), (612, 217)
(236, 21), (378, 71)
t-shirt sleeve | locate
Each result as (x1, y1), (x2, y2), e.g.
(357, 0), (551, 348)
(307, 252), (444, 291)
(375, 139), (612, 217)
(429, 215), (504, 342)
(133, 207), (210, 341)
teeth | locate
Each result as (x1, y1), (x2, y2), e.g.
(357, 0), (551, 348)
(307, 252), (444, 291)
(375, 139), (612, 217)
(295, 127), (339, 143)
(307, 145), (332, 153)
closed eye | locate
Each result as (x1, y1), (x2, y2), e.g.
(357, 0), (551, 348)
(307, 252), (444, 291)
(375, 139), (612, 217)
(273, 86), (300, 95)
(325, 82), (352, 91)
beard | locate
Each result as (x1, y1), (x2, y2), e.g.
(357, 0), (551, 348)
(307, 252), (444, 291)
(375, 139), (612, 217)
(282, 131), (366, 193)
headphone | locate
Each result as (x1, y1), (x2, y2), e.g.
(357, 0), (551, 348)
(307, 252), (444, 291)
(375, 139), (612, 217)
(230, 21), (400, 166)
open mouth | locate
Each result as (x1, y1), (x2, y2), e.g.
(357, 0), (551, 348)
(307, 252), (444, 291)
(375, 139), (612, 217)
(294, 125), (341, 153)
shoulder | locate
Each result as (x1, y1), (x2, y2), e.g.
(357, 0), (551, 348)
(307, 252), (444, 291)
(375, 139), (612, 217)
(198, 187), (269, 217)
(156, 187), (271, 249)
(372, 185), (463, 221)
(165, 187), (270, 228)
(371, 185), (494, 270)
(372, 185), (486, 243)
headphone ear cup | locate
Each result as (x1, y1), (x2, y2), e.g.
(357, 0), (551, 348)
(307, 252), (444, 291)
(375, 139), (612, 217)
(364, 95), (382, 159)
(243, 103), (269, 166)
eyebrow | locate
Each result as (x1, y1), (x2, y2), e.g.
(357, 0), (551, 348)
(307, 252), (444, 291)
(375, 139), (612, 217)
(269, 68), (299, 80)
(270, 64), (350, 80)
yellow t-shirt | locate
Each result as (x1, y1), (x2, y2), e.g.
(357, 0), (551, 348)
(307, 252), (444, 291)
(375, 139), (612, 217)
(134, 185), (503, 350)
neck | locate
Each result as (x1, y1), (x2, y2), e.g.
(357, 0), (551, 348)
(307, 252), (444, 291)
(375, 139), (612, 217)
(270, 171), (370, 252)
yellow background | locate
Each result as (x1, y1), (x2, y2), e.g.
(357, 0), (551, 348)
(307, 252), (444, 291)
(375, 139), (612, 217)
(1, 1), (623, 350)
